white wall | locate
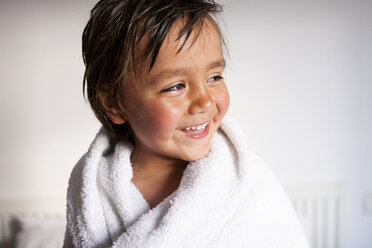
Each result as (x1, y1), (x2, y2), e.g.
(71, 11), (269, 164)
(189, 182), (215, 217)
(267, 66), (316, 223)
(220, 1), (372, 247)
(0, 0), (100, 199)
(0, 0), (371, 247)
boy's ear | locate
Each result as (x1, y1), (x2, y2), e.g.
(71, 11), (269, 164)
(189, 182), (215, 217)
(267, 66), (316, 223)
(104, 107), (127, 125)
(100, 91), (127, 125)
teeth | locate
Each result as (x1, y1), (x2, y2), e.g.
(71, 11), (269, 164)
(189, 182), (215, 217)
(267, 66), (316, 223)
(183, 121), (209, 131)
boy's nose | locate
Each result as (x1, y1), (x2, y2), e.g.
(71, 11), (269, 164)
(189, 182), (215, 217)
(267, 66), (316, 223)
(188, 88), (214, 115)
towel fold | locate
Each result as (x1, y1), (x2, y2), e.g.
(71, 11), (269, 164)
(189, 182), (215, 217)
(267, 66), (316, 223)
(63, 116), (309, 248)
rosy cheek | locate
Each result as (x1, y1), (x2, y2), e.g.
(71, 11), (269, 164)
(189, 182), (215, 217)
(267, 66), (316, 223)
(142, 100), (184, 138)
(215, 85), (230, 120)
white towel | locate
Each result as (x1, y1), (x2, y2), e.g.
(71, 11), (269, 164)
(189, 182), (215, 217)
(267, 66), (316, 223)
(63, 117), (309, 248)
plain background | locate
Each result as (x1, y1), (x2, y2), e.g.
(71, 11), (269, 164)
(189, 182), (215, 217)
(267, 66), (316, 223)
(0, 0), (371, 247)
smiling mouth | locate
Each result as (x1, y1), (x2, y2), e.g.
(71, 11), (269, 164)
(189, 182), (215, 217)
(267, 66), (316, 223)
(177, 121), (210, 139)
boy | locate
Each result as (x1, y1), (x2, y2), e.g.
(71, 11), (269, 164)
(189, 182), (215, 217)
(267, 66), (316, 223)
(63, 0), (309, 247)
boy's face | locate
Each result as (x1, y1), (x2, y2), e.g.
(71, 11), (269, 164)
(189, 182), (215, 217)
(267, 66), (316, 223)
(112, 19), (229, 163)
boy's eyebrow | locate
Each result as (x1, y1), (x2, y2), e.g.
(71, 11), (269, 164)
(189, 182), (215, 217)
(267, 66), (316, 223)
(154, 58), (226, 80)
(207, 58), (226, 70)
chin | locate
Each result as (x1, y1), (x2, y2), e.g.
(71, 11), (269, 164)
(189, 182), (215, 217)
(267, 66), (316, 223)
(181, 144), (211, 162)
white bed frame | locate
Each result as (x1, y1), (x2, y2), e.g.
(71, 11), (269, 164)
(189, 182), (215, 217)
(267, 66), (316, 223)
(285, 183), (347, 248)
(0, 184), (346, 248)
(0, 198), (65, 248)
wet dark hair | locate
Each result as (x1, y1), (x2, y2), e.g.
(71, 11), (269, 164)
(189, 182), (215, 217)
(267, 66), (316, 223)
(83, 0), (224, 141)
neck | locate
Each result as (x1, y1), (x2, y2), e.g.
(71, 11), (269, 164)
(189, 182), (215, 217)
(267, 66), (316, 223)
(130, 145), (188, 178)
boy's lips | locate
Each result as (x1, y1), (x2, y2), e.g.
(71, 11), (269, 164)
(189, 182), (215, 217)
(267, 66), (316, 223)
(177, 120), (210, 139)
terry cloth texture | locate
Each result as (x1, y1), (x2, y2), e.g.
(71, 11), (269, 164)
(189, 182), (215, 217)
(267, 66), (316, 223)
(63, 116), (309, 248)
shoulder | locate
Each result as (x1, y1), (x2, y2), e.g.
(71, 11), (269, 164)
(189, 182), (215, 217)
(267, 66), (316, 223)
(67, 152), (87, 197)
(64, 127), (115, 247)
(65, 127), (113, 209)
(67, 127), (115, 189)
(218, 116), (274, 183)
(218, 116), (292, 204)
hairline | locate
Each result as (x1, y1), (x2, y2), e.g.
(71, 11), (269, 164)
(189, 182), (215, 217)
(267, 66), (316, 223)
(137, 15), (225, 75)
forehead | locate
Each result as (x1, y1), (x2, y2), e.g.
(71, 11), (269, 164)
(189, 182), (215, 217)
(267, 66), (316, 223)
(135, 18), (223, 80)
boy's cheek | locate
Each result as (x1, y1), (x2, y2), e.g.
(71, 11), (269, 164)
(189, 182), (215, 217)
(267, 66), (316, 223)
(141, 100), (184, 131)
(215, 86), (230, 120)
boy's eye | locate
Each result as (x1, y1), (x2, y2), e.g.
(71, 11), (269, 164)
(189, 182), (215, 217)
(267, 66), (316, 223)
(208, 75), (223, 82)
(162, 83), (185, 92)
